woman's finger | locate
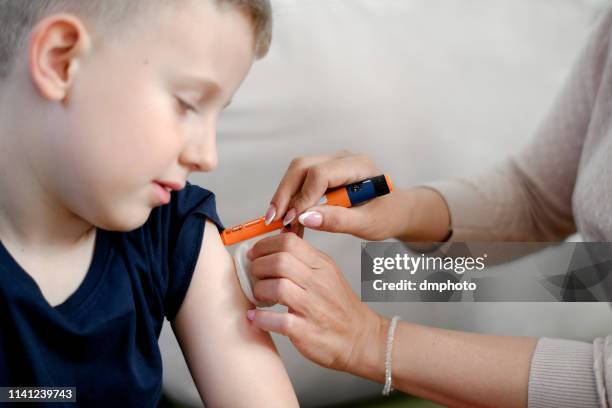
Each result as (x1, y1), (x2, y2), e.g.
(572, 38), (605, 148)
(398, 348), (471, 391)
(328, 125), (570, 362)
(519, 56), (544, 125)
(246, 309), (304, 338)
(249, 252), (309, 289)
(252, 277), (309, 313)
(249, 232), (325, 269)
(267, 150), (357, 224)
(266, 154), (335, 224)
(297, 197), (390, 240)
(289, 153), (381, 218)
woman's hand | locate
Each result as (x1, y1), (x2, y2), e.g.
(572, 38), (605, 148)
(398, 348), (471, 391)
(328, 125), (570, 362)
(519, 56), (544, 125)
(245, 232), (538, 408)
(265, 150), (451, 242)
(246, 232), (387, 378)
(264, 151), (402, 241)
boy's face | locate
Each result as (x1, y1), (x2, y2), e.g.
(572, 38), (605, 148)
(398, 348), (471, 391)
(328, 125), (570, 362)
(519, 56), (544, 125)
(43, 1), (255, 231)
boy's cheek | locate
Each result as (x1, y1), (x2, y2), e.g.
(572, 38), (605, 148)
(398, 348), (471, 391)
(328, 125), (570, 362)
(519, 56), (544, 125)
(65, 67), (184, 179)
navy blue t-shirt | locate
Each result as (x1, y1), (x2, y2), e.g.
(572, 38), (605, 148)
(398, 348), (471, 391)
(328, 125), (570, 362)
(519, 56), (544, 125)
(0, 182), (224, 407)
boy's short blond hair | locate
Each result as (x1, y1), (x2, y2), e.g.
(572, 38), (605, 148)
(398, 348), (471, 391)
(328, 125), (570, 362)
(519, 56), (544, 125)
(0, 0), (272, 79)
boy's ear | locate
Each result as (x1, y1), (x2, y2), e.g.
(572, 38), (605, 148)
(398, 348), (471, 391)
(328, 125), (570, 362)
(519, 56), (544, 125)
(28, 14), (92, 102)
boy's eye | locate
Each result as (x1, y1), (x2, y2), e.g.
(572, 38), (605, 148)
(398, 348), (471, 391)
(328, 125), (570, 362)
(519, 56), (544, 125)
(175, 97), (198, 114)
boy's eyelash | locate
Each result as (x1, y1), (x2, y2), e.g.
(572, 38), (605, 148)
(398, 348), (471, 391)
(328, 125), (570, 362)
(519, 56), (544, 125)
(176, 97), (198, 113)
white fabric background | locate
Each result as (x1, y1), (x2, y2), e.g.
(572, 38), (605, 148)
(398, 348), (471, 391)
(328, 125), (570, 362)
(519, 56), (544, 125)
(160, 1), (612, 406)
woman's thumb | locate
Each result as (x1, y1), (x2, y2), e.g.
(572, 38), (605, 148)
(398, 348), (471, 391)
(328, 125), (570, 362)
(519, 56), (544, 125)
(297, 205), (363, 234)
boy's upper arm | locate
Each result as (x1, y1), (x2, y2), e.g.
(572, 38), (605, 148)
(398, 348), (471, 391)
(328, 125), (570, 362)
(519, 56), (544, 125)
(171, 219), (298, 407)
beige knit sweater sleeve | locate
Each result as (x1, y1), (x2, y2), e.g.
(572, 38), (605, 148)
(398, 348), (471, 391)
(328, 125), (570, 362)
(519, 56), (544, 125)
(423, 7), (612, 408)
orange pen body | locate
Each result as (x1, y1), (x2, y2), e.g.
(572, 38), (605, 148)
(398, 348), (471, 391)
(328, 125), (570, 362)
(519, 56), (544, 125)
(221, 174), (393, 246)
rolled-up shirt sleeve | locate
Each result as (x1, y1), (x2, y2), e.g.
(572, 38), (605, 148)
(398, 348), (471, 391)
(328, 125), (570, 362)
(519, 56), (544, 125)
(527, 336), (611, 408)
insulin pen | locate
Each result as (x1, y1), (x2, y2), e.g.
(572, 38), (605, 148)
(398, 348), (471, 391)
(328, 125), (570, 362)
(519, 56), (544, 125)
(221, 174), (393, 246)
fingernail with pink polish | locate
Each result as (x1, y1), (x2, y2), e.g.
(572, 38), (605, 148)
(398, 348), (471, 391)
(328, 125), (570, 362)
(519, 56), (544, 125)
(264, 204), (276, 225)
(283, 208), (296, 226)
(298, 211), (323, 227)
(246, 309), (255, 321)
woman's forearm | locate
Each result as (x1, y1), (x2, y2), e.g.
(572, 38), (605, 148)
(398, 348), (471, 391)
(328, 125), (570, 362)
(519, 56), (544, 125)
(350, 317), (538, 408)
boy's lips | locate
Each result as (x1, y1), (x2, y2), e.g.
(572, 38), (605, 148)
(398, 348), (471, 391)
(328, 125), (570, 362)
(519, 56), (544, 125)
(152, 180), (183, 204)
(154, 180), (185, 191)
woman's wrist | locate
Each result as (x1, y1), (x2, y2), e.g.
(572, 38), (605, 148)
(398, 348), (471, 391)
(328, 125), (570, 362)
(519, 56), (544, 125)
(344, 310), (389, 383)
(394, 187), (451, 243)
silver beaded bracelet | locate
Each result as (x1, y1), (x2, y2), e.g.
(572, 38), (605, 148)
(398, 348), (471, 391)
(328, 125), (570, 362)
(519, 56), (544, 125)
(383, 315), (401, 396)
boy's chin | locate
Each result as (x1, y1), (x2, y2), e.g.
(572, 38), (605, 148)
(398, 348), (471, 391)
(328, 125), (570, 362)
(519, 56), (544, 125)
(91, 205), (153, 233)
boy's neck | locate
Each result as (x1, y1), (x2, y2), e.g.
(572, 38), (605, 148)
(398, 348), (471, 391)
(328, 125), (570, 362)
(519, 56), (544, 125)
(0, 132), (95, 252)
(0, 193), (95, 253)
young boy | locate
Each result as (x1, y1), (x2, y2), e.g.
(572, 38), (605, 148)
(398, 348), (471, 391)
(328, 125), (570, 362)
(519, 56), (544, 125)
(0, 0), (298, 406)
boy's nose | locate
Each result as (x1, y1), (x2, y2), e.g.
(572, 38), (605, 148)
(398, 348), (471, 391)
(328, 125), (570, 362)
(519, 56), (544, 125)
(179, 132), (218, 172)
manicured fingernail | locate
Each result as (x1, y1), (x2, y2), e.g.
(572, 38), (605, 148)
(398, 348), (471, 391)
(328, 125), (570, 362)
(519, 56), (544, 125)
(283, 208), (296, 226)
(246, 309), (255, 321)
(298, 211), (323, 227)
(264, 204), (276, 225)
